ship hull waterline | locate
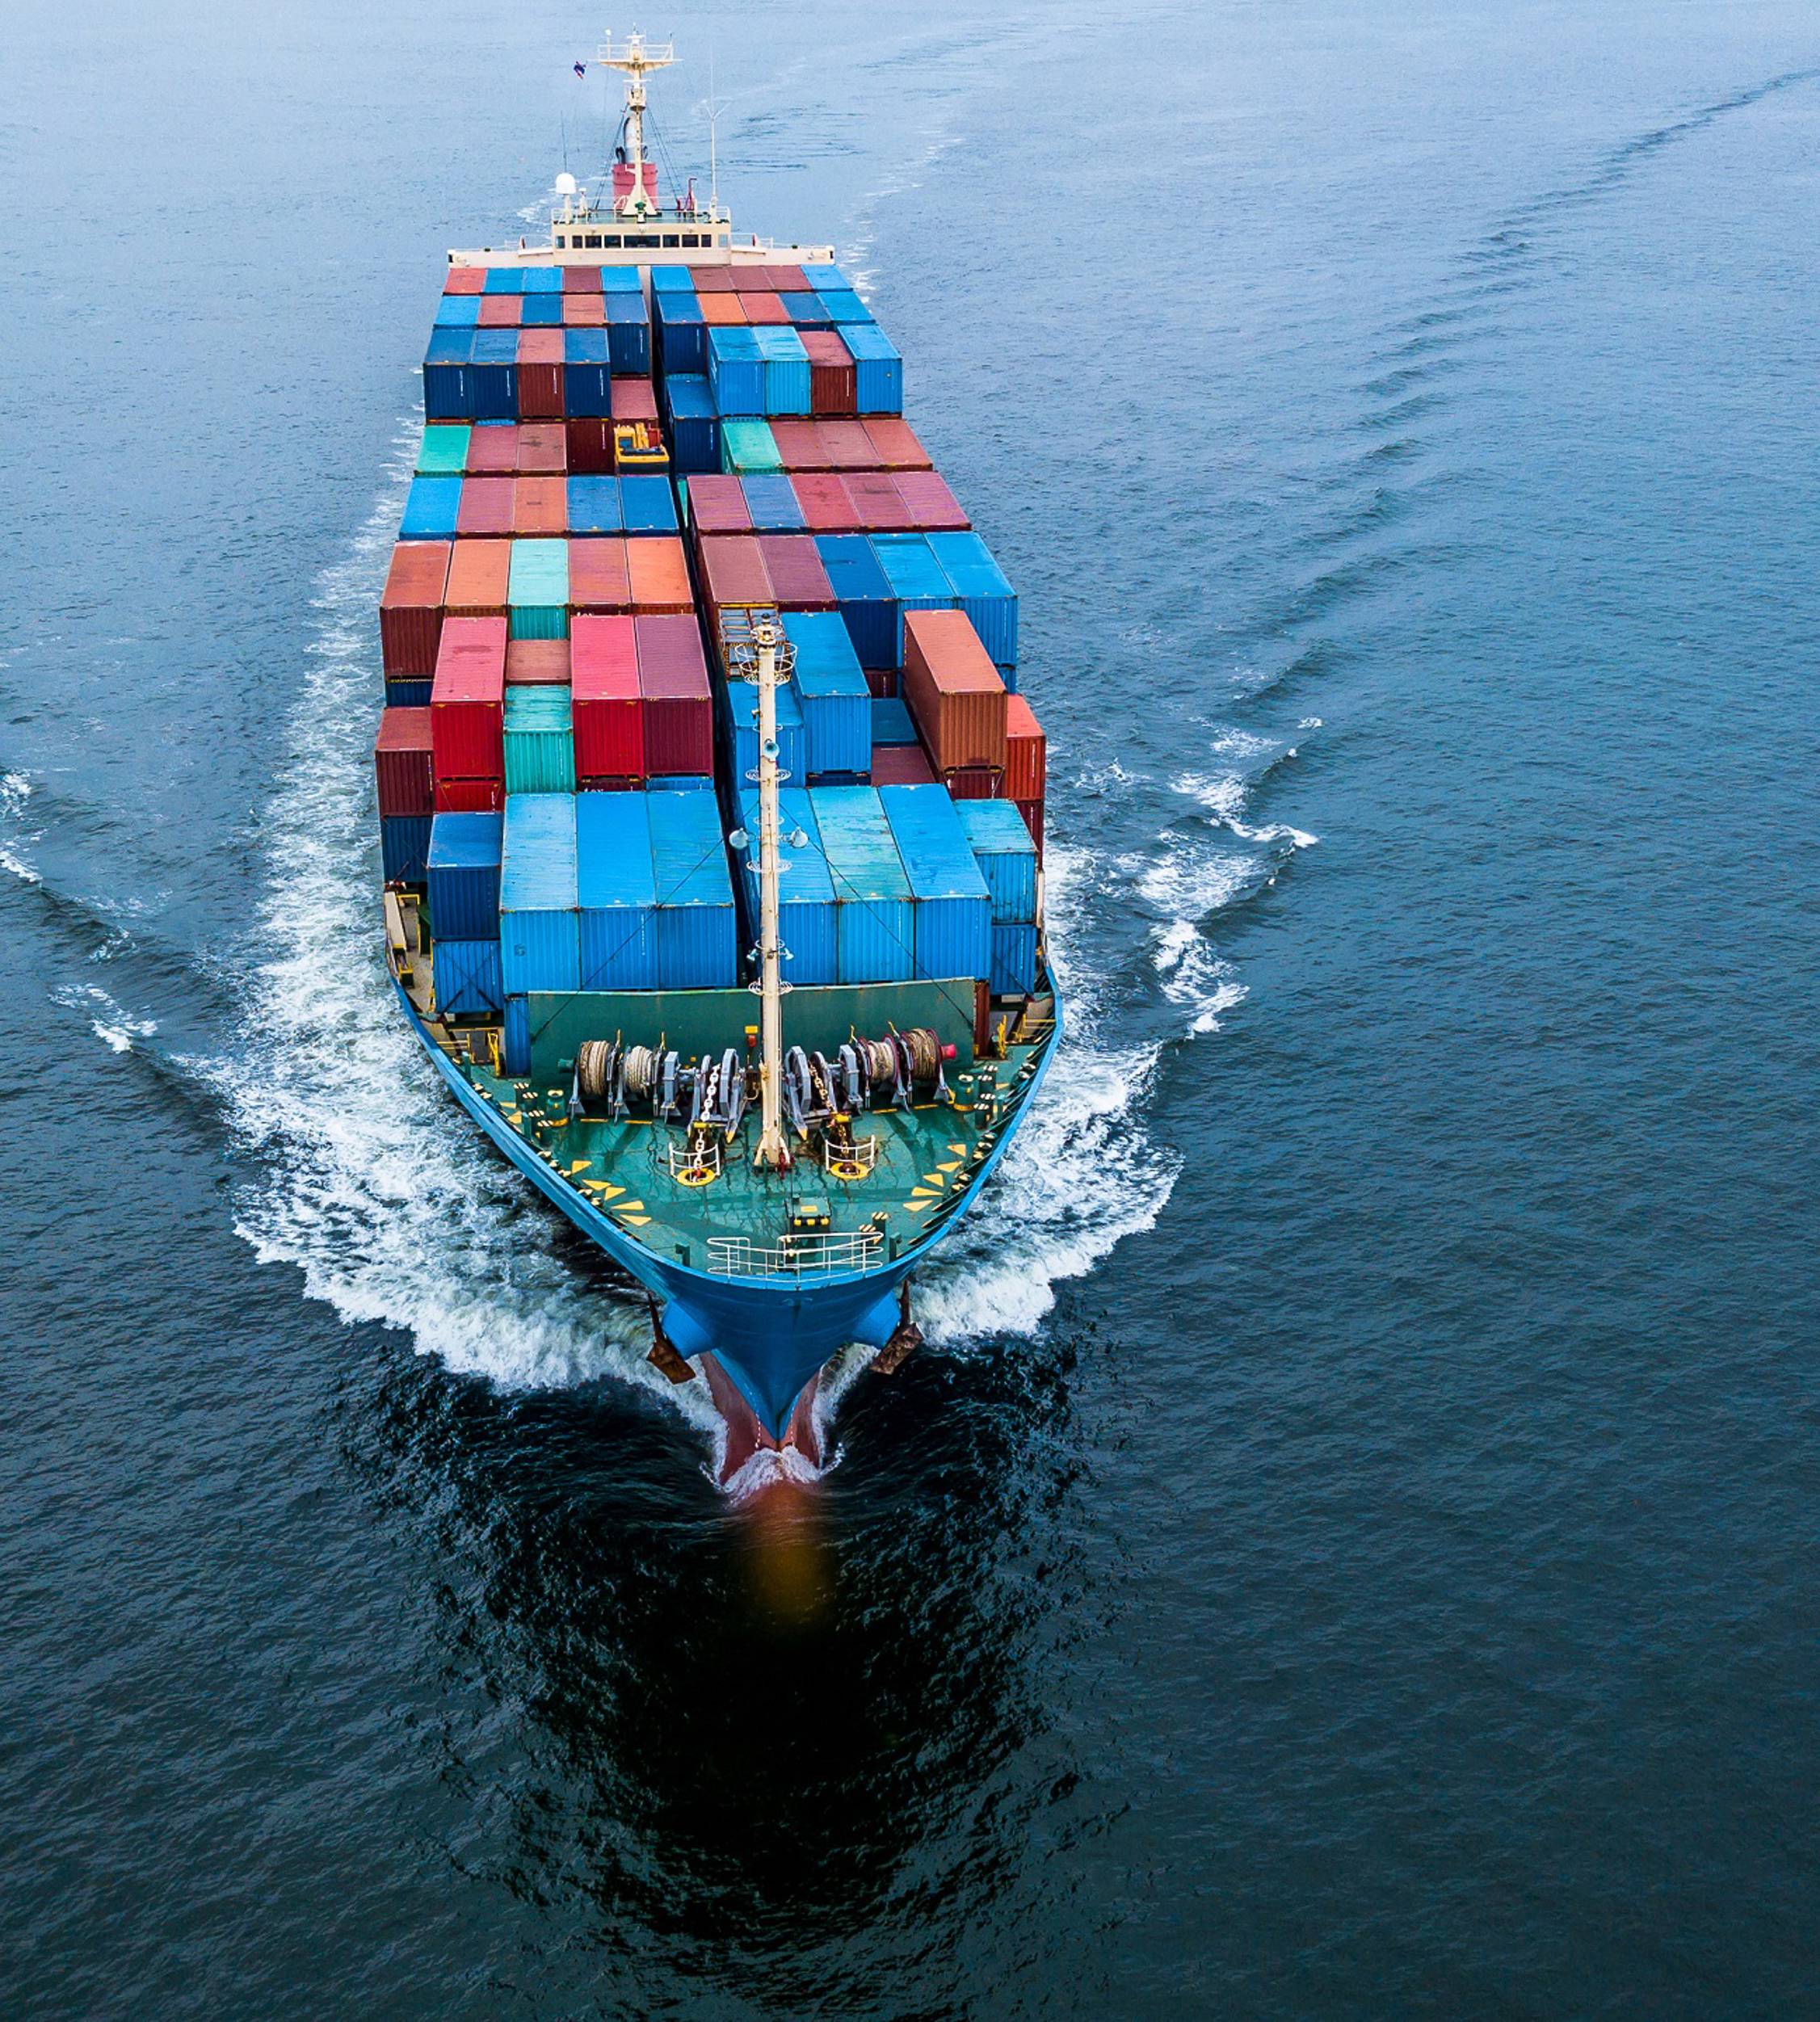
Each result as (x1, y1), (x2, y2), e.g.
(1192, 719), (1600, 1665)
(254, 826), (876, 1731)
(392, 974), (1060, 1446)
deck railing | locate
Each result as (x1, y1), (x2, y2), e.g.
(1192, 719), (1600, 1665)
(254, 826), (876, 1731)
(706, 1230), (884, 1279)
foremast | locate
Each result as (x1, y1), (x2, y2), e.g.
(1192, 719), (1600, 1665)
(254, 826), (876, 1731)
(594, 30), (673, 221)
(750, 620), (794, 1171)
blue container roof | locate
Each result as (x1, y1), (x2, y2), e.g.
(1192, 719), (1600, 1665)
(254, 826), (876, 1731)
(427, 810), (503, 868)
(952, 798), (1037, 855)
(927, 531), (1013, 596)
(471, 329), (519, 364)
(872, 533), (952, 600)
(869, 697), (918, 746)
(809, 786), (913, 902)
(501, 793), (578, 911)
(565, 328), (612, 364)
(737, 787), (837, 906)
(575, 792), (656, 909)
(649, 265), (695, 292)
(566, 475), (623, 534)
(816, 535), (892, 601)
(646, 788), (733, 906)
(841, 325), (901, 364)
(664, 375), (716, 418)
(878, 785), (992, 900)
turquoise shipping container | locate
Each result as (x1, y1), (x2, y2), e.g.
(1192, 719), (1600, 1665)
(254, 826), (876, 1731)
(508, 540), (570, 641)
(503, 686), (577, 795)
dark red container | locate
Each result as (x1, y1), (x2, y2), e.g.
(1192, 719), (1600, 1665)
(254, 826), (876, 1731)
(791, 473), (863, 534)
(430, 617), (507, 781)
(456, 476), (512, 538)
(864, 667), (898, 700)
(443, 267), (485, 296)
(801, 330), (855, 416)
(687, 475), (751, 536)
(611, 377), (659, 422)
(763, 263), (809, 293)
(862, 418), (932, 470)
(943, 765), (1001, 801)
(566, 418), (616, 474)
(374, 707), (434, 817)
(870, 742), (934, 786)
(635, 615), (713, 776)
(562, 264), (603, 292)
(379, 540), (450, 676)
(465, 424), (519, 474)
(512, 474), (568, 536)
(570, 616), (643, 780)
(627, 538), (694, 612)
(444, 539), (511, 617)
(843, 472), (913, 532)
(434, 775), (505, 813)
(477, 294), (521, 327)
(691, 265), (737, 292)
(893, 469), (970, 532)
(755, 535), (835, 610)
(506, 639), (571, 687)
(1004, 693), (1048, 802)
(515, 423), (567, 473)
(738, 292), (788, 326)
(1016, 797), (1045, 859)
(699, 536), (773, 614)
(516, 330), (565, 420)
(819, 420), (881, 469)
(569, 537), (631, 612)
(561, 294), (606, 326)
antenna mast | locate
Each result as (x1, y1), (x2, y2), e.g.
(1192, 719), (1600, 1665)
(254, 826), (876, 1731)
(595, 27), (675, 219)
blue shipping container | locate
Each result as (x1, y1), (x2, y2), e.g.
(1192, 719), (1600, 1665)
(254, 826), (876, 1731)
(927, 531), (1020, 667)
(575, 790), (658, 990)
(503, 995), (530, 1076)
(872, 532), (957, 662)
(427, 810), (504, 940)
(380, 813), (431, 885)
(435, 937), (504, 1016)
(654, 292), (707, 375)
(519, 267), (562, 294)
(815, 535), (897, 670)
(708, 326), (767, 418)
(817, 288), (870, 324)
(619, 474), (678, 534)
(599, 267), (643, 293)
(809, 785), (914, 983)
(646, 788), (737, 989)
(399, 473), (461, 541)
(841, 324), (904, 415)
(735, 785), (838, 986)
(990, 922), (1040, 998)
(786, 611), (871, 778)
(952, 797), (1039, 923)
(564, 328), (613, 419)
(519, 294), (563, 326)
(499, 792), (579, 995)
(728, 677), (808, 786)
(434, 295), (481, 328)
(753, 326), (812, 417)
(662, 373), (718, 473)
(779, 292), (830, 326)
(869, 696), (918, 747)
(800, 263), (849, 289)
(566, 475), (622, 536)
(469, 328), (520, 422)
(385, 679), (433, 709)
(483, 268), (525, 294)
(878, 784), (992, 982)
(742, 473), (805, 532)
(603, 292), (652, 375)
(649, 264), (696, 292)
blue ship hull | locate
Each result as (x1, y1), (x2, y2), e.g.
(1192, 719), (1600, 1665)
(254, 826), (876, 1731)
(393, 977), (1058, 1436)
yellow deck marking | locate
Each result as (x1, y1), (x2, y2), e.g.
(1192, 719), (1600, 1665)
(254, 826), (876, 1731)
(620, 1214), (652, 1227)
(909, 1185), (938, 1200)
(582, 1180), (625, 1198)
(923, 1172), (948, 1187)
(616, 1199), (645, 1213)
(935, 1159), (960, 1174)
(566, 1161), (590, 1175)
(905, 1199), (934, 1214)
(948, 1142), (967, 1155)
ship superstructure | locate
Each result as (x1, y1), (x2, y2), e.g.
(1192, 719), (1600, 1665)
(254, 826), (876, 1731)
(373, 38), (1058, 1480)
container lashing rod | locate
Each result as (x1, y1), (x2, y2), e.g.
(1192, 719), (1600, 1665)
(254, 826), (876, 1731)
(752, 619), (795, 1171)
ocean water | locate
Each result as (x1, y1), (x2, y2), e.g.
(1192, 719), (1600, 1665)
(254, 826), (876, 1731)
(5, 0), (1819, 2014)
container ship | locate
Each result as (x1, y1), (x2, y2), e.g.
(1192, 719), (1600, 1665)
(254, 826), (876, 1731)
(372, 37), (1058, 1484)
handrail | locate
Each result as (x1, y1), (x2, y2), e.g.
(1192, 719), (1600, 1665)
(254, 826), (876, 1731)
(707, 1230), (884, 1279)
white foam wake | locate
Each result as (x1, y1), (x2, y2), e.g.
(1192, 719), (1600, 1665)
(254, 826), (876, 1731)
(0, 771), (40, 885)
(53, 982), (158, 1055)
(200, 449), (721, 1435)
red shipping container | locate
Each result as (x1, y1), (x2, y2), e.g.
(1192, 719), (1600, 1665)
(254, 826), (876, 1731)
(791, 472), (863, 533)
(766, 419), (825, 469)
(561, 294), (606, 326)
(1004, 694), (1048, 802)
(862, 418), (932, 470)
(1016, 797), (1045, 860)
(700, 294), (747, 326)
(569, 537), (631, 612)
(864, 667), (898, 700)
(843, 471), (913, 532)
(374, 707), (434, 817)
(431, 617), (507, 781)
(477, 295), (521, 327)
(505, 639), (571, 687)
(610, 377), (658, 422)
(691, 265), (737, 292)
(698, 536), (772, 614)
(893, 469), (971, 532)
(515, 423), (567, 473)
(818, 420), (881, 469)
(635, 615), (714, 776)
(566, 417), (615, 474)
(443, 267), (485, 296)
(435, 775), (505, 813)
(943, 765), (1001, 801)
(444, 539), (511, 616)
(738, 292), (788, 326)
(379, 540), (450, 676)
(801, 330), (855, 416)
(465, 423), (519, 474)
(756, 535), (835, 609)
(456, 476), (511, 538)
(561, 264), (603, 293)
(763, 263), (809, 293)
(626, 537), (694, 612)
(512, 474), (568, 536)
(870, 742), (933, 787)
(687, 474), (752, 536)
(570, 616), (643, 780)
(902, 609), (1008, 771)
(516, 329), (565, 420)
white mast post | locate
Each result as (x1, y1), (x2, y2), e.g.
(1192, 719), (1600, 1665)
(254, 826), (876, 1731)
(752, 618), (792, 1171)
(596, 28), (675, 219)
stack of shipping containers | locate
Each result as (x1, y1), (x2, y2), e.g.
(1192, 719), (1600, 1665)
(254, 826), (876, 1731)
(376, 259), (1049, 1074)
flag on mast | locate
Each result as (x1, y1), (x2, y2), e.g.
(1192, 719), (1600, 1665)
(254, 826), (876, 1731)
(573, 61), (586, 77)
